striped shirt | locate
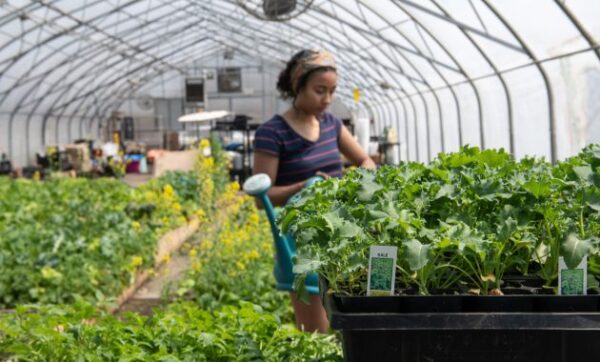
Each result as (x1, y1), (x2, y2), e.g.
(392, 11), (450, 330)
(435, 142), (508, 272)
(254, 113), (343, 186)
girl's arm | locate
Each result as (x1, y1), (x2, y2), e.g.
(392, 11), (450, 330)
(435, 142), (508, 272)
(252, 151), (305, 207)
(338, 125), (377, 169)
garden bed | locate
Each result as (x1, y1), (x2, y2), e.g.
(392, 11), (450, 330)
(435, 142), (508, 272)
(112, 217), (200, 312)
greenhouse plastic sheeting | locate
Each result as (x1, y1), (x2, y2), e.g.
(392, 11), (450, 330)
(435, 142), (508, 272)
(0, 0), (598, 166)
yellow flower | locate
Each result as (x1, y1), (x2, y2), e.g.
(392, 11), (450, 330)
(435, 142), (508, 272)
(236, 261), (246, 270)
(202, 157), (214, 168)
(248, 213), (260, 225)
(173, 203), (181, 212)
(189, 248), (197, 258)
(130, 255), (144, 268)
(132, 221), (141, 231)
(161, 254), (171, 264)
(221, 237), (233, 247)
(87, 238), (101, 252)
(195, 209), (206, 222)
(246, 250), (260, 261)
(163, 184), (174, 198)
(200, 240), (213, 251)
(200, 139), (210, 149)
(41, 266), (63, 280)
(144, 191), (155, 200)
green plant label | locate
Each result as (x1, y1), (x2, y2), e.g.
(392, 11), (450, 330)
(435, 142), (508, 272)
(559, 256), (587, 295)
(367, 246), (397, 296)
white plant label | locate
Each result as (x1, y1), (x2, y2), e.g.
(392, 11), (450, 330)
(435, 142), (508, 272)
(367, 245), (397, 296)
(559, 256), (587, 295)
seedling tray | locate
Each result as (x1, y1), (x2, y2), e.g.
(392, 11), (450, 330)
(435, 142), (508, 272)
(325, 294), (600, 362)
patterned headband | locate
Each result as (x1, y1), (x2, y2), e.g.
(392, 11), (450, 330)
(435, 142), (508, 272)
(290, 49), (336, 95)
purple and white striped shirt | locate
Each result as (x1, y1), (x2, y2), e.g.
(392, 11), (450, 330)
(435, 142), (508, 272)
(254, 113), (343, 186)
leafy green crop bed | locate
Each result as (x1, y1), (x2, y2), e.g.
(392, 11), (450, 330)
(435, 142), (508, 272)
(172, 185), (293, 321)
(0, 172), (200, 308)
(0, 179), (343, 361)
(279, 145), (600, 296)
(0, 302), (341, 361)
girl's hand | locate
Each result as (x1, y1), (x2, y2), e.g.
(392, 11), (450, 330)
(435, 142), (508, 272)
(315, 171), (330, 179)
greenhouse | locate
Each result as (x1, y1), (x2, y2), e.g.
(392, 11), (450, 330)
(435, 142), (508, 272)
(0, 0), (599, 361)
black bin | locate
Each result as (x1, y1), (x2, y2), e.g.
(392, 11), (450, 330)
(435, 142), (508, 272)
(325, 294), (600, 362)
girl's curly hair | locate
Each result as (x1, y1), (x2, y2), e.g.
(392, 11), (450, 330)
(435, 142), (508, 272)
(276, 50), (336, 100)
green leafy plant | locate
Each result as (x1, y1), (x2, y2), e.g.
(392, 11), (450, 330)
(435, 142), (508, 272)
(278, 146), (600, 296)
(0, 301), (342, 361)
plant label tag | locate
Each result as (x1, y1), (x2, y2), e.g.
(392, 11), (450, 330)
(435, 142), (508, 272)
(367, 245), (397, 296)
(558, 256), (587, 295)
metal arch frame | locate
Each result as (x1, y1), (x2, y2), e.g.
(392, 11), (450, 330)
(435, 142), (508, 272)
(315, 2), (420, 162)
(396, 0), (526, 55)
(8, 0), (432, 160)
(65, 43), (222, 143)
(311, 3), (463, 76)
(209, 20), (389, 111)
(389, 1), (486, 153)
(37, 0), (183, 73)
(19, 15), (204, 113)
(11, 7), (204, 158)
(324, 0), (487, 161)
(64, 0), (390, 132)
(12, 3), (196, 112)
(0, 0), (148, 77)
(39, 4), (218, 122)
(205, 1), (400, 108)
(0, 0), (181, 105)
(52, 33), (214, 140)
(1, 0), (596, 163)
(431, 0), (514, 154)
(74, 40), (289, 138)
(2, 0), (192, 121)
(317, 1), (437, 162)
(49, 37), (215, 144)
(384, 45), (420, 162)
(353, 1), (446, 159)
(324, 1), (412, 159)
(3, 0), (153, 157)
(84, 46), (235, 140)
(27, 30), (211, 156)
(68, 26), (219, 135)
(0, 2), (44, 25)
(45, 38), (208, 142)
(481, 1), (556, 162)
(358, 1), (446, 160)
(95, 1), (392, 143)
(554, 0), (600, 61)
(192, 5), (386, 107)
(72, 18), (382, 140)
(46, 36), (211, 149)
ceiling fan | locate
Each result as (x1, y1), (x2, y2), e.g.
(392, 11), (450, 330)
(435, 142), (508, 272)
(237, 0), (315, 22)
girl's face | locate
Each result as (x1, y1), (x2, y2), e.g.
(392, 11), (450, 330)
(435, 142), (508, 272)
(295, 70), (337, 116)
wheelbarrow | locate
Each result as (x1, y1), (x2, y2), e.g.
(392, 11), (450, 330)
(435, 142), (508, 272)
(243, 173), (321, 295)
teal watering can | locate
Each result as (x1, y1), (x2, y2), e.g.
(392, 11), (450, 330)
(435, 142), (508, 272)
(243, 174), (321, 295)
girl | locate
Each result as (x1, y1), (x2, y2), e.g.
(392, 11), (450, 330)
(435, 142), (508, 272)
(253, 49), (375, 333)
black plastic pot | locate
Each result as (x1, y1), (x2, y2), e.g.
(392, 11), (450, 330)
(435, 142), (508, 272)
(325, 294), (600, 362)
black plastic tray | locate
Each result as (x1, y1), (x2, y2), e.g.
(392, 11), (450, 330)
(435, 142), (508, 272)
(325, 294), (600, 362)
(334, 294), (600, 314)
